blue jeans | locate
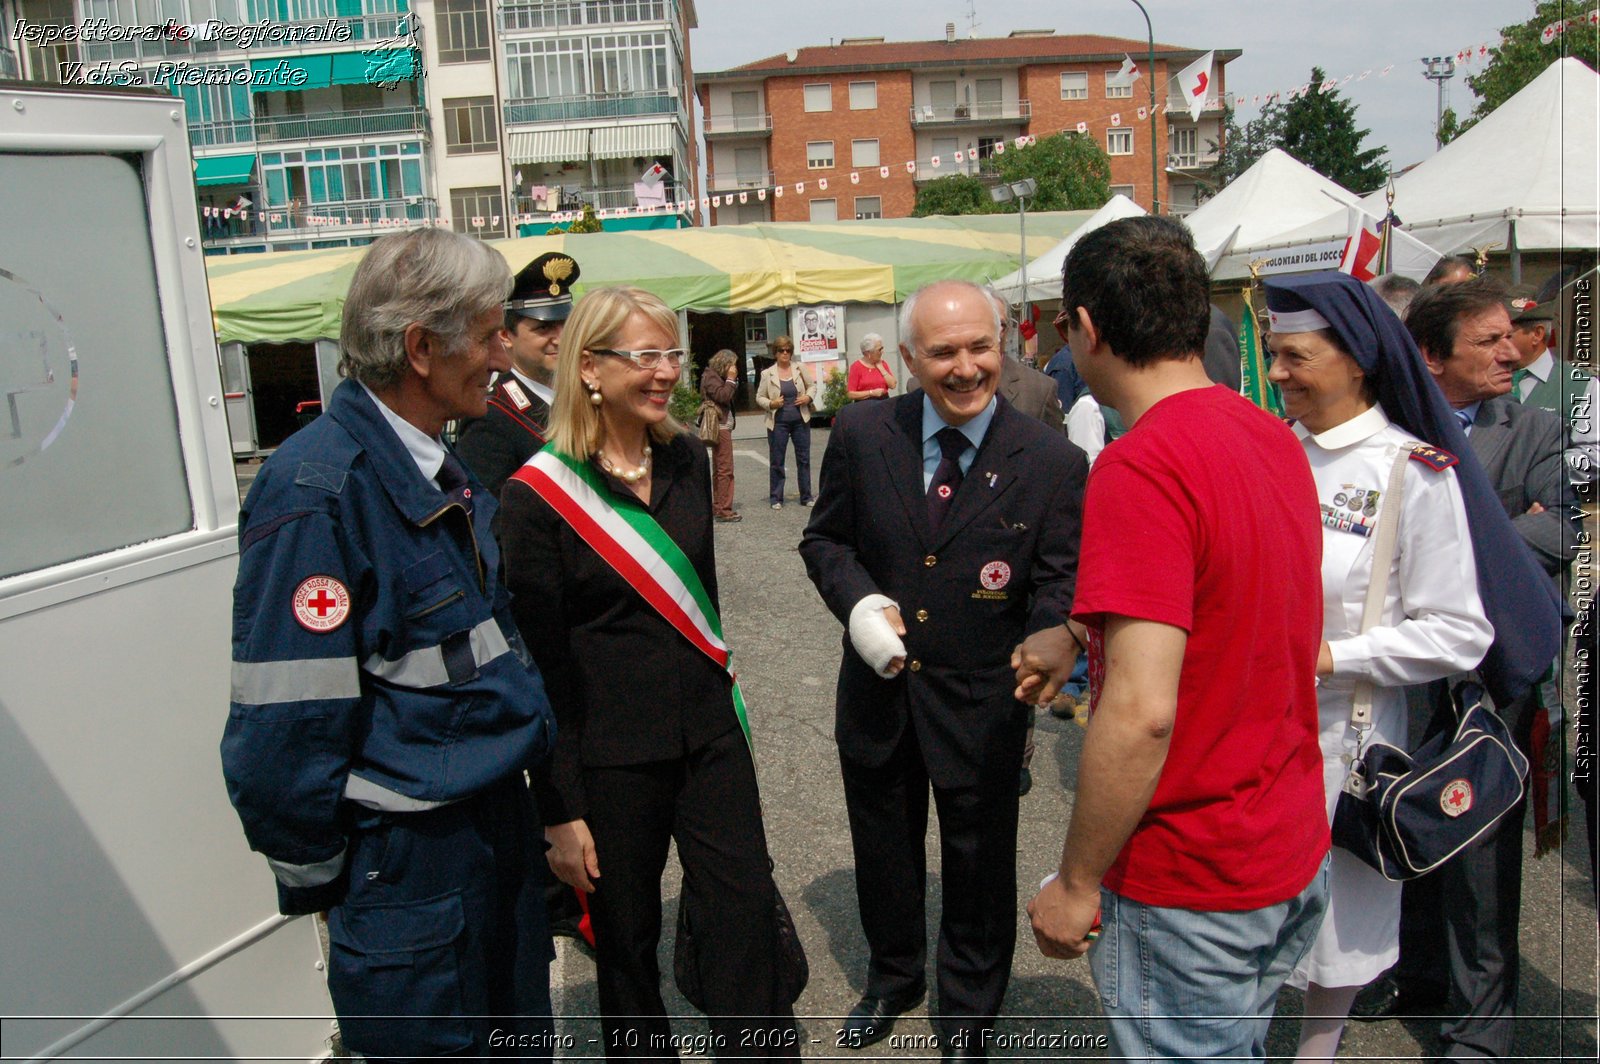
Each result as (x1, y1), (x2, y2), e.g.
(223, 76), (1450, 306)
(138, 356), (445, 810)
(768, 415), (811, 504)
(1088, 854), (1329, 1062)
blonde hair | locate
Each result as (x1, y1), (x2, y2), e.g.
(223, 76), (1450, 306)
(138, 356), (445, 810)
(548, 286), (685, 458)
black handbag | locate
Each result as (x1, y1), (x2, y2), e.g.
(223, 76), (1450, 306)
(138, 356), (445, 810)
(1327, 443), (1529, 881)
(673, 860), (809, 1011)
(1332, 683), (1529, 881)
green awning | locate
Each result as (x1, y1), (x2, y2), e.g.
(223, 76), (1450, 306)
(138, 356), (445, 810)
(194, 153), (256, 186)
(251, 49), (418, 91)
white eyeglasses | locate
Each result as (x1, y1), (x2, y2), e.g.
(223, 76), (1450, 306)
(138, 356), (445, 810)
(590, 348), (687, 370)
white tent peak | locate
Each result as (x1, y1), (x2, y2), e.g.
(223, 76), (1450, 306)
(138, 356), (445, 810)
(1364, 57), (1598, 252)
(1182, 148), (1361, 265)
(990, 193), (1146, 303)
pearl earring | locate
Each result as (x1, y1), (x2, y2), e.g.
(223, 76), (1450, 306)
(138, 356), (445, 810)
(587, 381), (603, 406)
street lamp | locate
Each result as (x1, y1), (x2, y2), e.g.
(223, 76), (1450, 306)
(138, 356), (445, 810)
(1128, 0), (1160, 215)
(990, 177), (1038, 328)
(1421, 56), (1458, 150)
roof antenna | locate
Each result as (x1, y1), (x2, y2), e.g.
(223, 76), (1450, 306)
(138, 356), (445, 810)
(966, 0), (980, 37)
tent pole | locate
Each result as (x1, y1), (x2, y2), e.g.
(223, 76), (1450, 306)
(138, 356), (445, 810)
(1508, 220), (1521, 283)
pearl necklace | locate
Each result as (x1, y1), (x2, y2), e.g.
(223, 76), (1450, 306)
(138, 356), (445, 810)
(599, 447), (652, 484)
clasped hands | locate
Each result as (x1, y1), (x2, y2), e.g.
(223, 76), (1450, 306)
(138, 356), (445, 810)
(1011, 623), (1083, 705)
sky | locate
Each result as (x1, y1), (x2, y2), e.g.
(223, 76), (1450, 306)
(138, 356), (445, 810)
(688, 0), (1543, 172)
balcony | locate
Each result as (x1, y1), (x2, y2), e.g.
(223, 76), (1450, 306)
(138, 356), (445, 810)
(504, 92), (679, 126)
(512, 185), (689, 215)
(909, 100), (1031, 126)
(502, 0), (670, 33)
(201, 196), (433, 247)
(707, 170), (774, 192)
(704, 112), (772, 138)
(187, 107), (428, 149)
(911, 156), (1001, 184)
(77, 14), (413, 65)
(1167, 152), (1220, 172)
(1165, 94), (1225, 117)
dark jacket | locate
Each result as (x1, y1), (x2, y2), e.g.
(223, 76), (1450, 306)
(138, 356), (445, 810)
(799, 393), (1087, 789)
(497, 433), (741, 824)
(456, 373), (550, 496)
(1469, 396), (1582, 580)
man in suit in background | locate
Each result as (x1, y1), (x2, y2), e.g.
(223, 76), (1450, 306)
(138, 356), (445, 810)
(457, 251), (579, 496)
(1357, 277), (1580, 1058)
(800, 280), (1087, 1061)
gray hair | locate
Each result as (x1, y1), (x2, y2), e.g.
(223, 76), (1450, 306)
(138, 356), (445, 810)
(859, 332), (885, 356)
(1370, 273), (1422, 319)
(898, 280), (1001, 352)
(339, 228), (512, 390)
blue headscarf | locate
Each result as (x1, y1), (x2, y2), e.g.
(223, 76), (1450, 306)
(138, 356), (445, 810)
(1264, 270), (1562, 707)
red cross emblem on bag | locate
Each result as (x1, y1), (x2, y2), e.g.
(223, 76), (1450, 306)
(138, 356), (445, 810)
(1440, 779), (1473, 817)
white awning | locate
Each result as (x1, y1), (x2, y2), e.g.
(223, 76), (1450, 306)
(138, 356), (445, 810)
(507, 129), (590, 165)
(591, 123), (674, 160)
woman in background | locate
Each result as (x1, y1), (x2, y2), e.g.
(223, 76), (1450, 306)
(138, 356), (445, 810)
(702, 348), (740, 522)
(846, 333), (896, 401)
(755, 336), (813, 509)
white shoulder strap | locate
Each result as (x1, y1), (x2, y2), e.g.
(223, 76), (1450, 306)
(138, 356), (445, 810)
(1349, 443), (1419, 729)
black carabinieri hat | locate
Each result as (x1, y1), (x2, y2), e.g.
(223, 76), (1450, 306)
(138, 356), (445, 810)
(507, 252), (580, 322)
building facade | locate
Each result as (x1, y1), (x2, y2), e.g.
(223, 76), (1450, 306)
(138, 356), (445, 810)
(697, 28), (1235, 225)
(0, 0), (698, 254)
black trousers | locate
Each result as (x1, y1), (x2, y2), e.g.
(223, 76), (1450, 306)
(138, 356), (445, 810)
(839, 724), (1023, 1045)
(1397, 684), (1535, 1059)
(583, 727), (798, 1061)
(326, 780), (556, 1062)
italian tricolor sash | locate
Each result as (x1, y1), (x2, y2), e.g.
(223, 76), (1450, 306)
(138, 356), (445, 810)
(511, 447), (752, 747)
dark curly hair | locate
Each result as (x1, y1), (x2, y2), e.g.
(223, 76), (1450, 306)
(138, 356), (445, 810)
(1060, 216), (1210, 367)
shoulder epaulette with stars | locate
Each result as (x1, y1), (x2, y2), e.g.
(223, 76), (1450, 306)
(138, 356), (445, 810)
(1406, 442), (1457, 471)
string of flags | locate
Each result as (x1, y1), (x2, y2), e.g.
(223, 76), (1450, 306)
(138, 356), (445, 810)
(1542, 9), (1598, 44)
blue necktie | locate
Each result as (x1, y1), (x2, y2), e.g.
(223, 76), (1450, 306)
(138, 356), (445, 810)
(1454, 408), (1474, 434)
(927, 428), (969, 532)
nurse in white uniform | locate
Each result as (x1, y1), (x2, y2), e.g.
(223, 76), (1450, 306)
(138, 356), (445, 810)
(1263, 273), (1494, 1064)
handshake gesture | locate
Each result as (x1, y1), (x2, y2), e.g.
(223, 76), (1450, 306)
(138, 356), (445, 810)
(1011, 623), (1084, 705)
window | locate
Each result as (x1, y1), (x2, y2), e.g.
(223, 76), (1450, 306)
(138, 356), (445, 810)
(1060, 72), (1088, 100)
(451, 185), (504, 239)
(1105, 69), (1133, 98)
(261, 143), (424, 221)
(850, 139), (879, 168)
(437, 0), (491, 64)
(809, 198), (838, 222)
(590, 32), (672, 95)
(443, 96), (497, 155)
(977, 136), (1001, 158)
(804, 84), (832, 112)
(854, 196), (882, 220)
(1109, 184), (1136, 199)
(849, 81), (877, 110)
(1169, 126), (1199, 167)
(506, 38), (588, 100)
(1107, 127), (1134, 155)
(806, 140), (834, 169)
(745, 315), (768, 344)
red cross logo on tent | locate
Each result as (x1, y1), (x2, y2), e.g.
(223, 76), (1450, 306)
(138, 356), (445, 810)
(293, 575), (352, 633)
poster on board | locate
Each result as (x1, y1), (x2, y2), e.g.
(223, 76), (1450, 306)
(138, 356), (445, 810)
(791, 305), (844, 362)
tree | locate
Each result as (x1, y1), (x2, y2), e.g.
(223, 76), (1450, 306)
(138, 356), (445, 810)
(1450, 1), (1599, 140)
(1278, 66), (1389, 194)
(1203, 101), (1286, 193)
(912, 132), (1110, 217)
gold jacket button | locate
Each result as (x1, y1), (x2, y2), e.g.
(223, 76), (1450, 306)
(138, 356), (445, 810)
(915, 609), (929, 623)
(909, 659), (922, 672)
(924, 554), (937, 567)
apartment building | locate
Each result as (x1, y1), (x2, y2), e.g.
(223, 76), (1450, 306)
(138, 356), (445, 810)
(0, 0), (697, 254)
(697, 27), (1237, 225)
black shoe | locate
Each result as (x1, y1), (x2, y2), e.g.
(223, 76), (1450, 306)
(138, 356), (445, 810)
(839, 989), (925, 1049)
(1017, 767), (1033, 797)
(1349, 974), (1448, 1022)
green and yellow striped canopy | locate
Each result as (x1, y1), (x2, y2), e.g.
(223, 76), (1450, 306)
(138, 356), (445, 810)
(207, 212), (1093, 345)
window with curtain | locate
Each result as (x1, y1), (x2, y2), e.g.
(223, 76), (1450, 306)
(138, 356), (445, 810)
(589, 32), (670, 95)
(506, 37), (587, 99)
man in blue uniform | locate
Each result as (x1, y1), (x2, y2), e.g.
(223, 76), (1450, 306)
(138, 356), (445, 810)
(222, 228), (558, 1061)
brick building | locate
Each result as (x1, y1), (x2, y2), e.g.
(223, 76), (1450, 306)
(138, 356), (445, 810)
(697, 28), (1237, 225)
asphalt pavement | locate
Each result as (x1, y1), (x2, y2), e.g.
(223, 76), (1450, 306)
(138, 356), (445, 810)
(541, 427), (1599, 1062)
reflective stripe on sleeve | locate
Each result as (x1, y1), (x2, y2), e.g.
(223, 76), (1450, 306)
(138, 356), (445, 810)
(266, 847), (346, 888)
(344, 773), (457, 812)
(231, 657), (361, 705)
(361, 617), (511, 688)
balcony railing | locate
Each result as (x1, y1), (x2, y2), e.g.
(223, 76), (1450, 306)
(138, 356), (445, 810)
(512, 184), (688, 215)
(502, 0), (670, 33)
(1167, 152), (1220, 171)
(704, 112), (772, 136)
(187, 107), (427, 148)
(909, 100), (1031, 125)
(707, 170), (774, 192)
(202, 197), (432, 244)
(79, 14), (412, 65)
(503, 92), (679, 125)
(911, 156), (1002, 183)
(1166, 94), (1224, 116)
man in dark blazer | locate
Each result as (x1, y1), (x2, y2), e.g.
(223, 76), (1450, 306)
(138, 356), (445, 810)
(1361, 278), (1580, 1058)
(800, 280), (1088, 1061)
(457, 251), (579, 496)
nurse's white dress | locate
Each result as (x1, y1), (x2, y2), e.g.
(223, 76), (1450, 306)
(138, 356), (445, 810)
(1289, 405), (1494, 990)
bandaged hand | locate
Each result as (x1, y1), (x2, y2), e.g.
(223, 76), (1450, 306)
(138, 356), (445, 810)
(849, 594), (907, 678)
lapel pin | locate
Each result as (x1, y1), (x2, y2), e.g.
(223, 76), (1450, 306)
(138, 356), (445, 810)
(986, 472), (998, 488)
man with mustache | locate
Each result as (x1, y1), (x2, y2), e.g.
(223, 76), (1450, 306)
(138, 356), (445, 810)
(801, 279), (1087, 1060)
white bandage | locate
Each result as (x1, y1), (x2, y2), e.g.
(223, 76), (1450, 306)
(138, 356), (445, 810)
(848, 594), (906, 678)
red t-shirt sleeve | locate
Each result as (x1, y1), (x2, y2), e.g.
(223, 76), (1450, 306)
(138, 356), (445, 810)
(1071, 452), (1196, 633)
(846, 360), (870, 392)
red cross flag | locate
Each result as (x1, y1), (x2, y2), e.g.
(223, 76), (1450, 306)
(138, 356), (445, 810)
(1176, 51), (1215, 123)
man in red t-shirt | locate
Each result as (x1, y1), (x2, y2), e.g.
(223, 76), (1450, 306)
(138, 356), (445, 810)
(1017, 217), (1330, 1061)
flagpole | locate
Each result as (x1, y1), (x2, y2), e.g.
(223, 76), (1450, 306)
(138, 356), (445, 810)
(1128, 0), (1161, 215)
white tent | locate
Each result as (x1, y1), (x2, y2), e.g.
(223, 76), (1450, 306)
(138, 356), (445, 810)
(1209, 205), (1442, 283)
(1181, 148), (1365, 270)
(990, 194), (1146, 304)
(1363, 57), (1598, 255)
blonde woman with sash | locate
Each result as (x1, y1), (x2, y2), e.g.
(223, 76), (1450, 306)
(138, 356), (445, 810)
(498, 287), (798, 1060)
